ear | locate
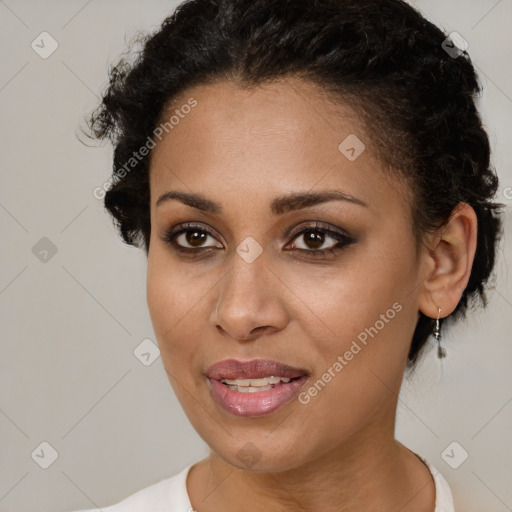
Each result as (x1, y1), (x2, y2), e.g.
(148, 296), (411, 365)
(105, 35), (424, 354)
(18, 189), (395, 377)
(418, 203), (478, 319)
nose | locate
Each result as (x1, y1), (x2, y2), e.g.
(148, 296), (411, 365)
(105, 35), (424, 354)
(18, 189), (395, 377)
(211, 249), (289, 342)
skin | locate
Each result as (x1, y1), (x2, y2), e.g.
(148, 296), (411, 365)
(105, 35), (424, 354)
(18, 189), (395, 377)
(146, 78), (477, 512)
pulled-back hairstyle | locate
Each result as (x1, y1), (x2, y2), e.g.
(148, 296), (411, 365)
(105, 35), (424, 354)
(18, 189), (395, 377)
(87, 0), (505, 367)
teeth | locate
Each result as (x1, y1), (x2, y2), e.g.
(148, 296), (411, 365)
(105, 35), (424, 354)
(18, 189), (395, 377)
(220, 376), (292, 388)
(226, 384), (274, 392)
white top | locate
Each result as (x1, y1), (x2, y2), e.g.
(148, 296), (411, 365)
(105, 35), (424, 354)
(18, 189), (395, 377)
(72, 457), (454, 512)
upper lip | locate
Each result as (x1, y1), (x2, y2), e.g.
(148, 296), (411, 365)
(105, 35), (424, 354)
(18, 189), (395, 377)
(206, 359), (309, 380)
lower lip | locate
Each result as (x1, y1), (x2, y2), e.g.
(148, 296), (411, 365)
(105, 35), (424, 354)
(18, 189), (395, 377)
(207, 376), (308, 417)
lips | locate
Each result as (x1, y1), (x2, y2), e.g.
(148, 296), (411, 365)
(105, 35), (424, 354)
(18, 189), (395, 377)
(205, 358), (309, 417)
(206, 358), (308, 380)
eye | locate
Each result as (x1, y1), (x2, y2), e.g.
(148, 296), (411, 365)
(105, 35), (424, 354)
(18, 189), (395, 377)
(160, 221), (355, 259)
(160, 222), (223, 254)
(286, 222), (355, 257)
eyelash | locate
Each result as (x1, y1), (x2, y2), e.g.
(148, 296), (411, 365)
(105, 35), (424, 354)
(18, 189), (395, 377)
(160, 221), (355, 259)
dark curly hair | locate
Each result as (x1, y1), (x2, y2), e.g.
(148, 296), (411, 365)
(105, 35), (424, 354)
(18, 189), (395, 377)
(87, 0), (505, 368)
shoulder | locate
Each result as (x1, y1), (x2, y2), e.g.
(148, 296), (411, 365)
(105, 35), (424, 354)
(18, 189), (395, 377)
(418, 456), (456, 512)
(70, 464), (194, 512)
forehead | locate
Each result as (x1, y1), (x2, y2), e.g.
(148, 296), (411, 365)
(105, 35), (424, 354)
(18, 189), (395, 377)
(149, 78), (407, 218)
(154, 78), (365, 160)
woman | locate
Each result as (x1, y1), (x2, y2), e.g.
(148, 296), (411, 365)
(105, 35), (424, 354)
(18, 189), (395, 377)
(75, 0), (504, 510)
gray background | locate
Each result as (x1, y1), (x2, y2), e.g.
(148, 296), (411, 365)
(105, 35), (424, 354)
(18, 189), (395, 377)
(1, 1), (511, 511)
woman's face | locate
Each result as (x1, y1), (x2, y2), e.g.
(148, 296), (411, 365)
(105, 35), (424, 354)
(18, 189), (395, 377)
(146, 78), (430, 472)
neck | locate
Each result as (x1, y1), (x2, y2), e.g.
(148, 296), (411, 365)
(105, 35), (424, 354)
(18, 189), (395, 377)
(187, 408), (435, 512)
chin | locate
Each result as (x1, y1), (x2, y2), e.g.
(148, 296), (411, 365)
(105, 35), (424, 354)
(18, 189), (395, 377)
(206, 430), (314, 473)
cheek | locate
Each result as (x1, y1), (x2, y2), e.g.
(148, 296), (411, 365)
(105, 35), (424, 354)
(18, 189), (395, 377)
(146, 261), (173, 336)
(291, 303), (410, 456)
(285, 245), (414, 411)
(146, 252), (215, 376)
(281, 246), (408, 351)
(147, 245), (194, 330)
(146, 254), (191, 356)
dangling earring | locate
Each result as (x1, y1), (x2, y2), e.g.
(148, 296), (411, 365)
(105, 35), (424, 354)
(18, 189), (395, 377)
(434, 307), (446, 359)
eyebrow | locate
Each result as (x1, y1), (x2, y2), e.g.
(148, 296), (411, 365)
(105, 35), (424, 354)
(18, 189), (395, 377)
(156, 189), (368, 215)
